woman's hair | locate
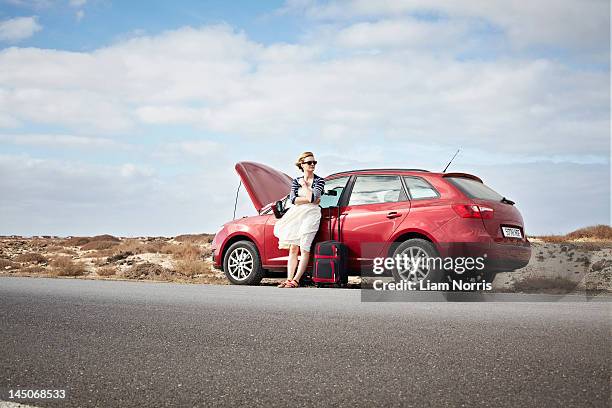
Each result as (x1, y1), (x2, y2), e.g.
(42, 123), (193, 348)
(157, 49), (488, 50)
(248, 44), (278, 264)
(295, 151), (315, 172)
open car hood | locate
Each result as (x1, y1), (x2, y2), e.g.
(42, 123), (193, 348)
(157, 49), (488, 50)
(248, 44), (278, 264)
(235, 161), (293, 213)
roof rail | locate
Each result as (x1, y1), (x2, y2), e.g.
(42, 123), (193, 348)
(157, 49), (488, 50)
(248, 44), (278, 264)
(326, 168), (430, 178)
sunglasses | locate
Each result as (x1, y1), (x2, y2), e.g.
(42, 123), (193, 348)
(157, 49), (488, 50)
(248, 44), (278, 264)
(302, 160), (317, 166)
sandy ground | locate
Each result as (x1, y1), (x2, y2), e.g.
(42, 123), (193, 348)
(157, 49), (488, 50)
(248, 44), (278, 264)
(493, 239), (612, 293)
(0, 235), (610, 293)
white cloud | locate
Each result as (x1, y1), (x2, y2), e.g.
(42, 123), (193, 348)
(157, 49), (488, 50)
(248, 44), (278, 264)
(0, 153), (241, 236)
(334, 18), (468, 49)
(281, 0), (610, 54)
(119, 163), (154, 178)
(0, 133), (128, 149)
(69, 0), (86, 6)
(150, 139), (224, 163)
(75, 9), (84, 22)
(0, 23), (607, 156)
(0, 16), (42, 42)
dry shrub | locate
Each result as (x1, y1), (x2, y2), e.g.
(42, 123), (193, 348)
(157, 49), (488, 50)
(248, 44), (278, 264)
(123, 262), (172, 280)
(63, 236), (91, 246)
(45, 245), (78, 255)
(537, 235), (567, 243)
(566, 225), (612, 240)
(97, 266), (117, 276)
(45, 245), (77, 256)
(174, 233), (215, 244)
(61, 234), (120, 247)
(137, 240), (166, 253)
(538, 225), (612, 243)
(161, 243), (202, 260)
(15, 252), (48, 264)
(201, 246), (212, 258)
(174, 259), (211, 277)
(82, 249), (116, 258)
(46, 245), (65, 251)
(512, 277), (578, 294)
(91, 257), (108, 267)
(107, 251), (133, 263)
(81, 240), (120, 251)
(20, 265), (46, 274)
(0, 258), (19, 270)
(91, 234), (120, 242)
(112, 239), (164, 254)
(50, 256), (86, 276)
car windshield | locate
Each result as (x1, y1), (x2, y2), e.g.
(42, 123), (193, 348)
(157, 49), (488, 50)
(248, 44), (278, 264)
(447, 177), (503, 201)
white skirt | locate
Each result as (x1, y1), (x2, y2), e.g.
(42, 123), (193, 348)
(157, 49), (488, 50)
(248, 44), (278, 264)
(273, 202), (321, 252)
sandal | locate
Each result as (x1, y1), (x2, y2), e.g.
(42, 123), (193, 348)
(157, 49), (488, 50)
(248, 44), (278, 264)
(285, 280), (299, 288)
(277, 280), (291, 288)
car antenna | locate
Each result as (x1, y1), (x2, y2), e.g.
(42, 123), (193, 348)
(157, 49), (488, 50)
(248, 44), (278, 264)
(442, 148), (461, 173)
(233, 180), (242, 220)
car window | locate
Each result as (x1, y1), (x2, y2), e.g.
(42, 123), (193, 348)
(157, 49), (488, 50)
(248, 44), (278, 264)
(319, 176), (350, 208)
(403, 177), (439, 200)
(446, 177), (503, 201)
(348, 175), (404, 206)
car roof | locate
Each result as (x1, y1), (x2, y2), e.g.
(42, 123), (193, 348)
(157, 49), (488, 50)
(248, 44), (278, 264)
(325, 169), (483, 183)
(326, 168), (432, 178)
(327, 168), (429, 177)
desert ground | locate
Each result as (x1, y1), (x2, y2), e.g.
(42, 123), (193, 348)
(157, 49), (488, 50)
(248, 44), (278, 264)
(0, 226), (610, 293)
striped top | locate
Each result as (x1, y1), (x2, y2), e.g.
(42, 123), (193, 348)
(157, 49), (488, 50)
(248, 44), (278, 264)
(289, 174), (325, 204)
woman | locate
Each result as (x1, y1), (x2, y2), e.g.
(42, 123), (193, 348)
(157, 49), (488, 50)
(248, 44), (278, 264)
(274, 151), (325, 288)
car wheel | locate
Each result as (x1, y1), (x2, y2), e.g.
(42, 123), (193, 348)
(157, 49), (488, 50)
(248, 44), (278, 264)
(390, 238), (443, 285)
(482, 271), (497, 284)
(223, 241), (265, 285)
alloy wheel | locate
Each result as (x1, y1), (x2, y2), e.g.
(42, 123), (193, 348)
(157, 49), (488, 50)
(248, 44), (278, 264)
(227, 247), (253, 281)
(397, 246), (431, 282)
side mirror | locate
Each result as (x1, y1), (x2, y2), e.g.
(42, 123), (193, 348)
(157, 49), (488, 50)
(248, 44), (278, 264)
(324, 189), (338, 196)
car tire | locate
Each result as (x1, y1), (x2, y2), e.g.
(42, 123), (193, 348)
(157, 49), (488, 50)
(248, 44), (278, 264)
(223, 241), (265, 285)
(482, 271), (497, 284)
(390, 238), (443, 285)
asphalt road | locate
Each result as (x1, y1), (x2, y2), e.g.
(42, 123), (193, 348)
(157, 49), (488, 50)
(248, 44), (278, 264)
(0, 277), (610, 408)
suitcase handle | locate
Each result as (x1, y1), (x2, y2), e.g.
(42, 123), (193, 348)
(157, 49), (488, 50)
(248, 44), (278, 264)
(325, 206), (343, 242)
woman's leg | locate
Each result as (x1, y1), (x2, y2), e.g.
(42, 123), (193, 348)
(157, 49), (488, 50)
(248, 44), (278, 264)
(287, 245), (299, 280)
(293, 248), (310, 282)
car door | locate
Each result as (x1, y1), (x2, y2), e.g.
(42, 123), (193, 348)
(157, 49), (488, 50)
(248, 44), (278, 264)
(339, 175), (411, 272)
(263, 176), (350, 269)
(317, 176), (351, 243)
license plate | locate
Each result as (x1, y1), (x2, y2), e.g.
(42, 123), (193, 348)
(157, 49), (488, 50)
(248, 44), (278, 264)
(501, 226), (522, 239)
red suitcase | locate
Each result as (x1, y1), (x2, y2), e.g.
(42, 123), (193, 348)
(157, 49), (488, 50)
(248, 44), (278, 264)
(313, 205), (348, 287)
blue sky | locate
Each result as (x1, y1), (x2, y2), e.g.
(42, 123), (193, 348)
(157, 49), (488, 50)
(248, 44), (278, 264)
(0, 0), (302, 49)
(0, 0), (609, 236)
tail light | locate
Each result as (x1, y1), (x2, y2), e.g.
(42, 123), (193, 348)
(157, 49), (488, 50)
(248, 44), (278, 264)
(453, 204), (494, 219)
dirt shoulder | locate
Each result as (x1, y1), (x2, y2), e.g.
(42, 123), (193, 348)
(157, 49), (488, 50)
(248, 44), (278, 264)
(493, 238), (612, 294)
(0, 234), (227, 285)
(1, 230), (611, 293)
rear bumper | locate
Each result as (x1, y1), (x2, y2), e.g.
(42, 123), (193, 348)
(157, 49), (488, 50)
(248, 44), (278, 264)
(439, 240), (531, 272)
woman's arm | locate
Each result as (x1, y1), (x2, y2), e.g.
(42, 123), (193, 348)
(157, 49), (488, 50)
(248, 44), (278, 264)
(292, 177), (313, 205)
(311, 177), (325, 203)
(293, 196), (311, 205)
(288, 178), (300, 205)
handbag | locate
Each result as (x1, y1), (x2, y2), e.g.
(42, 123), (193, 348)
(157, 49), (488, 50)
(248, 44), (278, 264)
(272, 195), (289, 219)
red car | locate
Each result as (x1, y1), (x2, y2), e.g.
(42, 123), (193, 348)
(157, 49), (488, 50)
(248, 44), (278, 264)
(211, 162), (531, 285)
